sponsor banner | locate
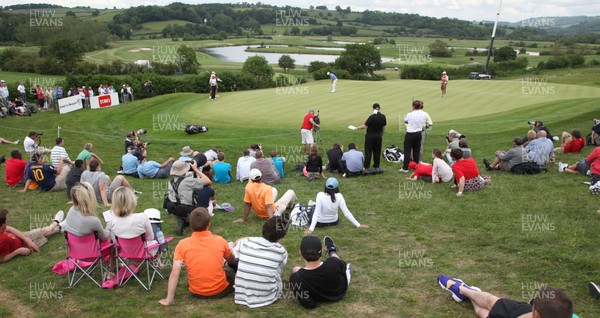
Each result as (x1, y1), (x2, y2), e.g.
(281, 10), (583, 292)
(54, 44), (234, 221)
(58, 96), (83, 115)
(91, 93), (120, 109)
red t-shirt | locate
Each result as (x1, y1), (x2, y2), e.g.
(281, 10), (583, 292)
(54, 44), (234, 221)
(452, 158), (480, 180)
(301, 113), (315, 130)
(36, 87), (44, 99)
(586, 146), (600, 175)
(5, 158), (26, 186)
(564, 138), (584, 154)
(0, 231), (24, 256)
(414, 163), (433, 177)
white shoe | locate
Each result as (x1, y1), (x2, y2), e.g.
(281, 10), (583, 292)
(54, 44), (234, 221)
(558, 162), (568, 172)
(13, 140), (19, 145)
(53, 210), (64, 223)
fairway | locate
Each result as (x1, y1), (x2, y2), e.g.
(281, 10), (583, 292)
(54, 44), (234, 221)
(0, 78), (599, 317)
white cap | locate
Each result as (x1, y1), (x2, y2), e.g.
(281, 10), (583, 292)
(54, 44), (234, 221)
(249, 168), (262, 181)
(442, 71), (447, 74)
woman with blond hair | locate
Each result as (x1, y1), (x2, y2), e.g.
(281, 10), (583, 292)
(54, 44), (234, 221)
(108, 186), (154, 244)
(64, 182), (109, 241)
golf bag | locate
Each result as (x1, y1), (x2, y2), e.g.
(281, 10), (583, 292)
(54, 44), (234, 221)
(383, 145), (404, 163)
(185, 124), (208, 135)
(289, 203), (315, 227)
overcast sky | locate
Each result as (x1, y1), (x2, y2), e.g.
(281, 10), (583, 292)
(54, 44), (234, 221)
(6, 0), (600, 22)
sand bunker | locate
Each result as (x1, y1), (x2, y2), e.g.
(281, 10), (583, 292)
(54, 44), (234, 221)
(128, 48), (153, 53)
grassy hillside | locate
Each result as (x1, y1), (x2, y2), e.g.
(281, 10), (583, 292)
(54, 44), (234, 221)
(0, 78), (599, 317)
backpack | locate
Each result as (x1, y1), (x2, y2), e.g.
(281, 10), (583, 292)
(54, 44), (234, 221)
(383, 145), (404, 163)
(511, 162), (545, 175)
(163, 177), (198, 218)
(185, 124), (208, 135)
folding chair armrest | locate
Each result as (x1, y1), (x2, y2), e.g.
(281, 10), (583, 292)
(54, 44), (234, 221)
(164, 237), (174, 243)
(146, 242), (160, 250)
(99, 242), (115, 253)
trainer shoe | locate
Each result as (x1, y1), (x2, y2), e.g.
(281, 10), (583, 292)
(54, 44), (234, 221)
(399, 169), (409, 172)
(483, 158), (491, 169)
(438, 275), (480, 302)
(13, 140), (19, 145)
(53, 210), (64, 224)
(134, 190), (143, 195)
(323, 236), (337, 257)
(558, 162), (568, 172)
(590, 282), (600, 299)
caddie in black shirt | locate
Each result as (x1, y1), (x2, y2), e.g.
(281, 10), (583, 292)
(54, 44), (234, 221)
(352, 103), (387, 172)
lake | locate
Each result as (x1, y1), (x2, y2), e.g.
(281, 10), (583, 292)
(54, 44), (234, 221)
(203, 45), (393, 65)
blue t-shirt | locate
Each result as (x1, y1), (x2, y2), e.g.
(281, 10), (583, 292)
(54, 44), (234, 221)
(329, 73), (337, 80)
(212, 162), (231, 184)
(122, 153), (139, 174)
(272, 157), (285, 178)
(28, 164), (56, 191)
(137, 161), (160, 178)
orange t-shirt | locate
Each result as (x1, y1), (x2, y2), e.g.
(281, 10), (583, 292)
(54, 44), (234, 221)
(173, 231), (232, 296)
(244, 181), (275, 218)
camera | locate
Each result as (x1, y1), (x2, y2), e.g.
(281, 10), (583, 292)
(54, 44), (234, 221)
(136, 129), (147, 136)
(527, 121), (537, 125)
(593, 119), (600, 126)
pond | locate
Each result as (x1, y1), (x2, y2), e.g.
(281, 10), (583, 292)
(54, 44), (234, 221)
(203, 45), (394, 65)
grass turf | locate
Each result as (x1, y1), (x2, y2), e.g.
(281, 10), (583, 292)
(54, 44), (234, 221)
(0, 78), (599, 317)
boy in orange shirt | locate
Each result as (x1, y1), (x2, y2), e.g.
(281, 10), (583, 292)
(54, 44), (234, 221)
(159, 208), (236, 305)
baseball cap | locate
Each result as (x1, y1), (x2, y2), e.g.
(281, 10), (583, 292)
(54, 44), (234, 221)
(300, 235), (322, 257)
(327, 71), (330, 75)
(0, 80), (5, 83)
(326, 177), (338, 189)
(309, 109), (315, 113)
(144, 208), (163, 223)
(442, 71), (447, 74)
(249, 168), (262, 181)
(372, 103), (381, 110)
(408, 161), (417, 170)
(458, 139), (468, 148)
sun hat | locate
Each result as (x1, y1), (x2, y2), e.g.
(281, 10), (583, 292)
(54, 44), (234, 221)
(170, 160), (190, 177)
(144, 208), (164, 223)
(180, 146), (193, 156)
(220, 202), (235, 212)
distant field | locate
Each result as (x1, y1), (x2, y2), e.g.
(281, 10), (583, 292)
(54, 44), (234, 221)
(134, 20), (194, 36)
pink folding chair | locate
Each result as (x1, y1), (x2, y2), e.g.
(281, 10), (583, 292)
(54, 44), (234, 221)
(115, 234), (172, 290)
(64, 231), (115, 288)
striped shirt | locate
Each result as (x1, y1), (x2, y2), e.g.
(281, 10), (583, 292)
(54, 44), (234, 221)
(51, 146), (71, 168)
(234, 237), (288, 308)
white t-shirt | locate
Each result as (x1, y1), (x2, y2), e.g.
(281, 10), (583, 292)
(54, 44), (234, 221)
(17, 84), (26, 94)
(236, 156), (256, 181)
(404, 110), (429, 133)
(109, 212), (154, 242)
(309, 192), (361, 231)
(23, 136), (37, 154)
(432, 158), (453, 183)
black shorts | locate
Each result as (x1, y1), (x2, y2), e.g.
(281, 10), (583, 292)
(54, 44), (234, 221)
(576, 162), (590, 176)
(489, 298), (532, 318)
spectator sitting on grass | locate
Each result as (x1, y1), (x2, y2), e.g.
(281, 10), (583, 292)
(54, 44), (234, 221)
(431, 148), (453, 183)
(483, 137), (529, 172)
(233, 169), (296, 223)
(0, 208), (63, 264)
(236, 149), (256, 182)
(50, 137), (73, 168)
(212, 152), (232, 184)
(451, 148), (490, 196)
(555, 130), (584, 154)
(65, 159), (85, 199)
(20, 154), (70, 193)
(289, 235), (352, 309)
(80, 159), (140, 207)
(5, 150), (26, 187)
(121, 146), (140, 177)
(558, 158), (591, 176)
(438, 275), (575, 318)
(522, 130), (537, 147)
(271, 150), (285, 178)
(458, 139), (472, 159)
(250, 150), (280, 185)
(233, 216), (289, 308)
(305, 178), (368, 235)
(76, 143), (103, 170)
(306, 145), (326, 181)
(325, 143), (343, 173)
(159, 208), (236, 305)
(525, 131), (555, 166)
(340, 143), (364, 177)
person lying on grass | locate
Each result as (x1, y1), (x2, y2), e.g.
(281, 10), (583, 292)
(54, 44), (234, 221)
(438, 275), (578, 318)
(0, 208), (63, 263)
